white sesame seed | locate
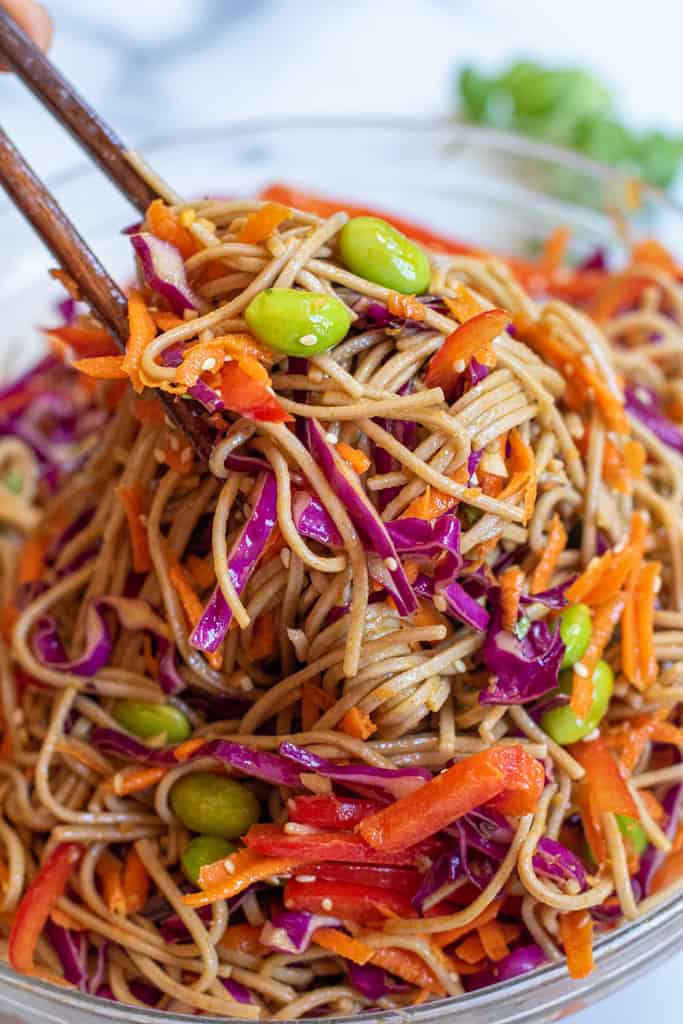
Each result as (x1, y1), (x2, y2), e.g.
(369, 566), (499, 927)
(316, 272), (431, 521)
(635, 387), (652, 405)
(198, 329), (215, 344)
(294, 875), (317, 884)
(384, 557), (398, 572)
(284, 822), (319, 835)
(454, 359), (466, 373)
(325, 432), (337, 444)
(582, 727), (601, 742)
(454, 659), (467, 672)
(321, 898), (333, 912)
(201, 357), (217, 372)
(223, 858), (236, 873)
(470, 473), (479, 485)
(299, 333), (318, 348)
(654, 574), (662, 593)
(433, 595), (447, 612)
(574, 662), (589, 678)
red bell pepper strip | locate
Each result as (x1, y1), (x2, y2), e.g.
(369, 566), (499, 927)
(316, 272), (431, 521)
(284, 878), (417, 926)
(244, 824), (420, 865)
(485, 745), (546, 817)
(424, 309), (512, 394)
(288, 795), (382, 830)
(44, 325), (119, 358)
(9, 843), (82, 973)
(358, 749), (507, 853)
(568, 737), (638, 818)
(310, 862), (420, 892)
(219, 362), (292, 423)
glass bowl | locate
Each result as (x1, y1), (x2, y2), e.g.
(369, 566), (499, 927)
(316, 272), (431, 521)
(1, 118), (682, 1024)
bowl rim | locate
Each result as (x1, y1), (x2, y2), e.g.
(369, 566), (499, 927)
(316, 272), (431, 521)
(1, 114), (683, 1022)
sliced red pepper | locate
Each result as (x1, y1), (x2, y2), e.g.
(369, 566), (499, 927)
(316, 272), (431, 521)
(244, 824), (419, 865)
(44, 325), (119, 358)
(288, 794), (382, 830)
(485, 745), (546, 817)
(219, 362), (292, 423)
(310, 862), (420, 892)
(9, 843), (82, 973)
(358, 749), (508, 853)
(569, 737), (638, 818)
(424, 309), (511, 395)
(284, 878), (417, 925)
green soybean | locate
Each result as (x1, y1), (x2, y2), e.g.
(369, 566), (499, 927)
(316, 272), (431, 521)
(181, 835), (236, 885)
(541, 659), (613, 745)
(244, 288), (351, 356)
(170, 772), (260, 839)
(559, 603), (592, 669)
(338, 217), (431, 295)
(113, 701), (190, 743)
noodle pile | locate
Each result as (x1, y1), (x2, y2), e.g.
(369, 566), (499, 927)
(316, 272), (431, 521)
(1, 190), (683, 1019)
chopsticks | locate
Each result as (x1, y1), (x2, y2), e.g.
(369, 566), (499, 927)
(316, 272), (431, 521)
(0, 10), (212, 460)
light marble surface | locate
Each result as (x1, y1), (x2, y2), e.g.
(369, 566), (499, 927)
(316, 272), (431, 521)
(1, 0), (682, 1020)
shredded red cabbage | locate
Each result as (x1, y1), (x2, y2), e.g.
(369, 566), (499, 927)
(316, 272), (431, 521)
(411, 851), (461, 912)
(347, 961), (410, 999)
(480, 591), (564, 704)
(279, 741), (430, 800)
(465, 944), (548, 991)
(131, 233), (204, 316)
(624, 384), (683, 454)
(260, 908), (340, 954)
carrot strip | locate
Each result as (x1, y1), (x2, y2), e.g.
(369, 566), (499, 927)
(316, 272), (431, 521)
(249, 610), (275, 662)
(219, 923), (267, 956)
(576, 782), (606, 865)
(17, 537), (47, 583)
(386, 292), (426, 322)
(425, 309), (510, 392)
(570, 592), (625, 720)
(185, 553), (216, 590)
(146, 198), (199, 259)
(0, 731), (12, 761)
(238, 203), (291, 244)
(634, 561), (660, 690)
(499, 566), (524, 631)
(121, 292), (157, 393)
(413, 599), (448, 629)
(631, 238), (680, 277)
(335, 442), (371, 475)
(542, 226), (571, 274)
(54, 742), (108, 776)
(104, 766), (167, 797)
(314, 928), (374, 966)
(186, 850), (305, 907)
(454, 933), (485, 964)
(301, 682), (334, 732)
(650, 849), (683, 895)
(444, 285), (482, 323)
(559, 910), (594, 979)
(478, 919), (510, 962)
(167, 547), (222, 671)
(122, 847), (150, 915)
(116, 485), (152, 573)
(173, 737), (207, 762)
(96, 852), (126, 915)
(498, 429), (536, 524)
(370, 948), (445, 995)
(340, 706), (377, 741)
(530, 515), (567, 593)
(71, 355), (127, 379)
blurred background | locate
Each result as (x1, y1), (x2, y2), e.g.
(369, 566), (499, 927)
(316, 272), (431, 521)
(1, 1), (682, 1021)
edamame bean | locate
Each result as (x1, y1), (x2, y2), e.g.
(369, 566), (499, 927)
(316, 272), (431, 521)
(245, 288), (351, 356)
(113, 701), (190, 743)
(584, 814), (648, 867)
(559, 603), (592, 669)
(541, 659), (613, 745)
(338, 217), (431, 295)
(181, 835), (236, 885)
(170, 772), (260, 839)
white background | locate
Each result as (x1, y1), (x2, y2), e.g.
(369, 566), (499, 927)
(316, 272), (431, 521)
(1, 1), (683, 1020)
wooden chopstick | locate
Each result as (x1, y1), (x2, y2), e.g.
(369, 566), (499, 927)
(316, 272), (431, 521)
(0, 7), (161, 214)
(0, 128), (212, 461)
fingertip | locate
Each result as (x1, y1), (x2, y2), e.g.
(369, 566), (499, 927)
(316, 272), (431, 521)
(0, 0), (54, 65)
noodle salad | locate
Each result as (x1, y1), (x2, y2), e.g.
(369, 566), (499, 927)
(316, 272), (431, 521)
(1, 183), (683, 1018)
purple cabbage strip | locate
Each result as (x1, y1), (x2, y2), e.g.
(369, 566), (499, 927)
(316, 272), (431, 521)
(521, 579), (574, 610)
(293, 491), (343, 547)
(480, 591), (564, 705)
(191, 472), (278, 653)
(624, 383), (683, 455)
(347, 961), (410, 1000)
(465, 944), (548, 991)
(279, 741), (431, 800)
(222, 978), (254, 1005)
(131, 232), (204, 316)
(534, 837), (587, 890)
(411, 852), (461, 913)
(260, 908), (341, 955)
(371, 380), (416, 510)
(45, 921), (88, 991)
(304, 420), (416, 615)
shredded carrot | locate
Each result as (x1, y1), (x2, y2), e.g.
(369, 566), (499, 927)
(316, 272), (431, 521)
(173, 737), (207, 762)
(103, 766), (167, 797)
(454, 933), (486, 965)
(340, 706), (377, 740)
(0, 604), (18, 645)
(477, 919), (510, 962)
(146, 198), (199, 260)
(49, 907), (85, 931)
(386, 292), (426, 322)
(602, 438), (646, 494)
(161, 438), (194, 476)
(499, 566), (524, 631)
(71, 355), (127, 379)
(249, 610), (276, 662)
(17, 537), (47, 584)
(591, 273), (648, 324)
(122, 847), (150, 915)
(96, 852), (126, 915)
(167, 547), (222, 671)
(116, 485), (152, 573)
(335, 442), (371, 475)
(478, 470), (505, 497)
(559, 910), (594, 979)
(542, 226), (571, 274)
(673, 823), (683, 852)
(186, 848), (305, 907)
(121, 292), (157, 393)
(413, 599), (448, 629)
(498, 429), (536, 524)
(238, 203), (291, 244)
(314, 928), (374, 965)
(639, 789), (666, 824)
(530, 514), (567, 593)
(567, 511), (647, 607)
(651, 848), (683, 895)
(631, 238), (680, 277)
(54, 742), (107, 776)
(301, 681), (334, 732)
(444, 285), (482, 323)
(185, 553), (216, 590)
(633, 561), (660, 690)
(430, 899), (503, 947)
(141, 634), (159, 680)
(570, 592), (625, 720)
(370, 948), (445, 996)
(0, 731), (12, 762)
(152, 311), (185, 332)
(219, 923), (267, 956)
